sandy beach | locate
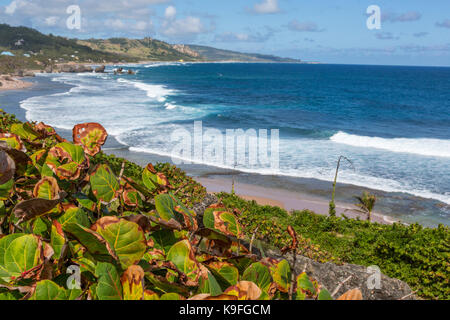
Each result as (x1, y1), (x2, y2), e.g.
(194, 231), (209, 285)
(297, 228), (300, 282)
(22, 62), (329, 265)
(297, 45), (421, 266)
(0, 75), (33, 91)
(197, 177), (398, 225)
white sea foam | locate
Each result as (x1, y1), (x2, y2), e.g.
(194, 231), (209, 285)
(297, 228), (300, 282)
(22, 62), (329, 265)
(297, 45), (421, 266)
(19, 71), (450, 208)
(331, 131), (450, 158)
(164, 103), (177, 110)
(117, 78), (175, 102)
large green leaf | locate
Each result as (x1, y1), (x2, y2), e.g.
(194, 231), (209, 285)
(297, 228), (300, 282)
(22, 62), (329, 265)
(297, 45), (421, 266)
(92, 217), (147, 269)
(264, 258), (291, 293)
(0, 180), (14, 201)
(0, 233), (25, 281)
(45, 142), (86, 180)
(142, 164), (158, 192)
(207, 262), (239, 289)
(242, 262), (272, 293)
(95, 262), (122, 300)
(57, 205), (90, 230)
(64, 223), (112, 262)
(29, 280), (81, 300)
(10, 123), (39, 141)
(166, 240), (200, 283)
(2, 234), (41, 281)
(90, 164), (119, 204)
(203, 208), (242, 238)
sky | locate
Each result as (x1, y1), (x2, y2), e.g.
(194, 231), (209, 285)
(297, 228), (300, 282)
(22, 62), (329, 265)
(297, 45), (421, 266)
(0, 0), (449, 66)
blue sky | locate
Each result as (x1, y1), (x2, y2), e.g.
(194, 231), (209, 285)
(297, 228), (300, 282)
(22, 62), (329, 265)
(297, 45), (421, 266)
(1, 0), (449, 66)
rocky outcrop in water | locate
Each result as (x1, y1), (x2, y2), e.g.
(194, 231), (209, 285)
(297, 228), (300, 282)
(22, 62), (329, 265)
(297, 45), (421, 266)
(95, 65), (106, 73)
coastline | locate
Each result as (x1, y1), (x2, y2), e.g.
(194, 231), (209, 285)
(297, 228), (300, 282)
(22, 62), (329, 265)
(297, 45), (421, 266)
(0, 75), (34, 91)
(1, 71), (448, 228)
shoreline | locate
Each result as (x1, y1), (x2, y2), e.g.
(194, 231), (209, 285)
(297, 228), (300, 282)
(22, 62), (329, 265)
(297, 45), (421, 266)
(1, 72), (448, 228)
(0, 75), (34, 91)
(197, 177), (397, 225)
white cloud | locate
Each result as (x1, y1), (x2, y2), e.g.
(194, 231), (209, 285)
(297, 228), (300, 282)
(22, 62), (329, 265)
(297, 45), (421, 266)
(104, 19), (126, 30)
(160, 6), (207, 39)
(44, 16), (59, 26)
(0, 0), (167, 36)
(252, 0), (280, 14)
(5, 0), (18, 15)
(162, 16), (204, 37)
(164, 6), (176, 20)
(214, 27), (275, 43)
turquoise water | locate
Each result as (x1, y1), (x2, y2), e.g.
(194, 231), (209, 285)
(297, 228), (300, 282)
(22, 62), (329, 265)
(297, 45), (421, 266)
(17, 63), (450, 224)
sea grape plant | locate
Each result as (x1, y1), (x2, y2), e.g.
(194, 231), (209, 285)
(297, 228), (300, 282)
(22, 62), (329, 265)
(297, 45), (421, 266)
(0, 110), (362, 300)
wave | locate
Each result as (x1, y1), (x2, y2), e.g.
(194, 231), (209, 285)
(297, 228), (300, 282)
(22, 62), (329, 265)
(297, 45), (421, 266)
(144, 62), (187, 68)
(330, 131), (450, 158)
(125, 144), (450, 205)
(117, 78), (175, 102)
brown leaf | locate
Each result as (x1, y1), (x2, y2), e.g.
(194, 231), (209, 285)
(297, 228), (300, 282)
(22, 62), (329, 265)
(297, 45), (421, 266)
(281, 225), (298, 254)
(0, 140), (30, 167)
(337, 288), (363, 300)
(224, 281), (262, 300)
(0, 150), (15, 184)
(13, 197), (65, 222)
(121, 265), (145, 287)
(123, 215), (151, 233)
(90, 216), (120, 231)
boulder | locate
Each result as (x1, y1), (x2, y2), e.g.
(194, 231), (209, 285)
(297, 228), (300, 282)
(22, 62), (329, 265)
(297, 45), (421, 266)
(23, 71), (35, 77)
(77, 65), (93, 73)
(95, 65), (106, 73)
(58, 64), (93, 73)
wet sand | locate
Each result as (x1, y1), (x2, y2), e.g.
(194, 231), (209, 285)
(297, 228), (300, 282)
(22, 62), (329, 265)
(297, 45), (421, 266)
(197, 177), (399, 225)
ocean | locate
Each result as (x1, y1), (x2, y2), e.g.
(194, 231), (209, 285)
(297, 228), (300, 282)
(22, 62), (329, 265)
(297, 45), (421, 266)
(13, 62), (450, 226)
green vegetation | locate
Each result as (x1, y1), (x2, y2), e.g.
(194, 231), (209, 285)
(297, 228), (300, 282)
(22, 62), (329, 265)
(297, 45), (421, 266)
(218, 193), (450, 300)
(78, 38), (201, 62)
(0, 110), (349, 301)
(0, 24), (133, 66)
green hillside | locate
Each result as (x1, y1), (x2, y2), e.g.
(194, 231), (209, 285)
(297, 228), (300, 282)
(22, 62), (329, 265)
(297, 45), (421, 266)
(77, 38), (202, 62)
(0, 24), (131, 63)
(186, 44), (302, 63)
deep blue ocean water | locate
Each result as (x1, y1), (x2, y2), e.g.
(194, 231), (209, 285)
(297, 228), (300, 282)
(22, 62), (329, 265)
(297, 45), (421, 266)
(19, 63), (450, 216)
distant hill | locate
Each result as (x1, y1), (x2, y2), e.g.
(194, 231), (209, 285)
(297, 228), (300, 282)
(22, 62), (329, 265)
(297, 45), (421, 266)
(0, 24), (131, 63)
(185, 44), (301, 63)
(0, 24), (302, 69)
(77, 38), (201, 62)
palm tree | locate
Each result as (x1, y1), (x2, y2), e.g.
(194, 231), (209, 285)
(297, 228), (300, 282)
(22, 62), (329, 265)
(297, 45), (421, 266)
(329, 156), (354, 216)
(353, 192), (376, 222)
